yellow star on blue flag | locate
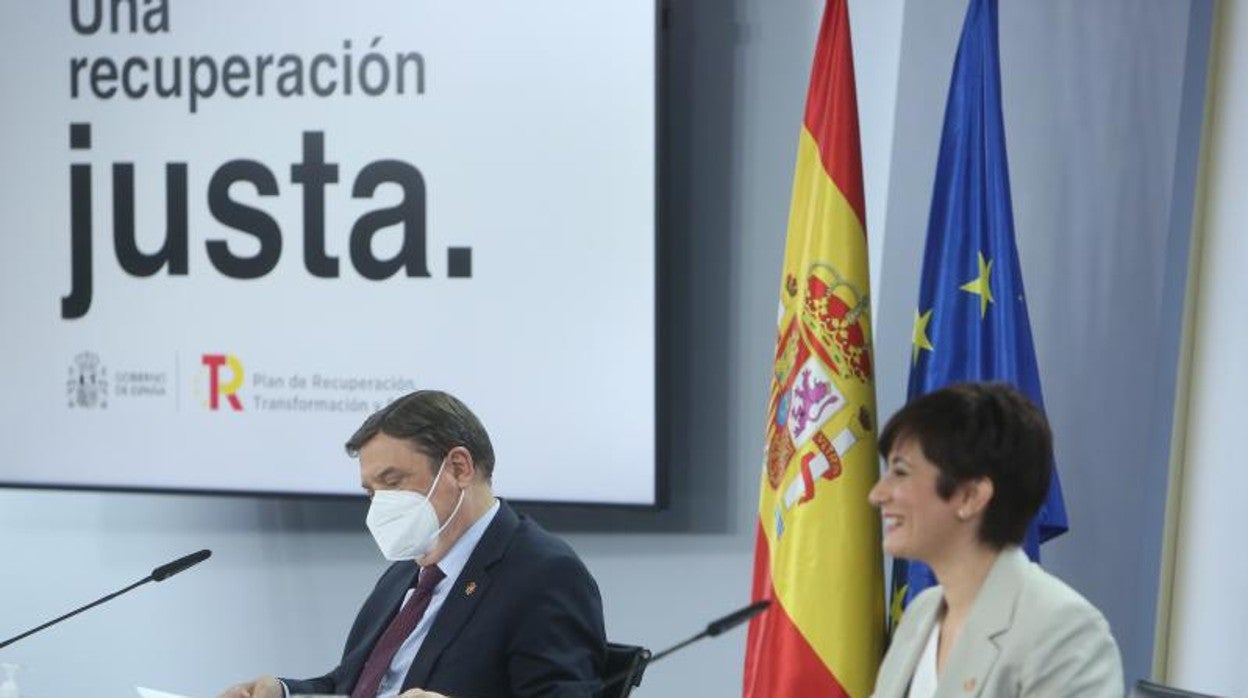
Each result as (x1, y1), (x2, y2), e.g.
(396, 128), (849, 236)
(959, 252), (995, 318)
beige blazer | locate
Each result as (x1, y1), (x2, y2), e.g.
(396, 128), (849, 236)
(872, 547), (1123, 698)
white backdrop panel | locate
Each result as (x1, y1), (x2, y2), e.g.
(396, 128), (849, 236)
(0, 0), (657, 503)
(1167, 2), (1248, 694)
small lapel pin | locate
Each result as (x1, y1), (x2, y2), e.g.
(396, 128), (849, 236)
(465, 581), (477, 596)
(963, 677), (977, 692)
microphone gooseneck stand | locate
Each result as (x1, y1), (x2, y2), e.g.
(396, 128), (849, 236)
(0, 549), (213, 650)
(598, 599), (772, 694)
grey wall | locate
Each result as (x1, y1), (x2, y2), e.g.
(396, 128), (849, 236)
(0, 1), (1209, 696)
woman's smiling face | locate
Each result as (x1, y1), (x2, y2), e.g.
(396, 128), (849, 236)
(868, 436), (968, 564)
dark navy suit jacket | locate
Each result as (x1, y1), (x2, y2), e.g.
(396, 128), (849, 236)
(283, 501), (606, 697)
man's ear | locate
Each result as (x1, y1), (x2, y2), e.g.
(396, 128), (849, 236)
(445, 446), (476, 486)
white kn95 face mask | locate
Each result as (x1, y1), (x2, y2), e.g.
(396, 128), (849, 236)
(365, 457), (465, 561)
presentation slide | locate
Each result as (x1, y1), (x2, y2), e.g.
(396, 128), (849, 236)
(0, 0), (657, 505)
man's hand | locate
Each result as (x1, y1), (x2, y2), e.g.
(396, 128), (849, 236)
(398, 690), (450, 698)
(217, 675), (283, 698)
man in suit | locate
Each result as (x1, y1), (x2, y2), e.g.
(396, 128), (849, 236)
(219, 390), (606, 698)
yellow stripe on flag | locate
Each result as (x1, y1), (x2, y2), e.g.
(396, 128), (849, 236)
(756, 126), (884, 697)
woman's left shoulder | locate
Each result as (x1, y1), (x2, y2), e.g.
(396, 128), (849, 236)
(1008, 564), (1124, 696)
(1017, 562), (1108, 622)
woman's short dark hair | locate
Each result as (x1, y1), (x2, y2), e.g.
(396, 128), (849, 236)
(878, 382), (1052, 549)
(345, 390), (495, 479)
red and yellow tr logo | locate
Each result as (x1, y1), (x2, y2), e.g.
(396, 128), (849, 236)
(201, 354), (244, 411)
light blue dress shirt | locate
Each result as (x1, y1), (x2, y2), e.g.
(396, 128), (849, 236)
(375, 498), (500, 698)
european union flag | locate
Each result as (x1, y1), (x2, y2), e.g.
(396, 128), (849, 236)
(894, 0), (1068, 610)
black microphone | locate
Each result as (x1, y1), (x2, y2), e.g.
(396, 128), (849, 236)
(649, 599), (770, 662)
(599, 599), (772, 693)
(703, 599), (771, 639)
(0, 549), (212, 650)
(151, 549), (212, 581)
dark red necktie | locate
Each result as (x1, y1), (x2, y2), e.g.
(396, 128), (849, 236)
(351, 564), (446, 698)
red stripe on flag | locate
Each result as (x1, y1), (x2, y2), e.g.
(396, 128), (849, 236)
(802, 0), (866, 228)
(744, 524), (850, 698)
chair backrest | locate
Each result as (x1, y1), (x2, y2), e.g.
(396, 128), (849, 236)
(1133, 679), (1226, 698)
(596, 642), (651, 698)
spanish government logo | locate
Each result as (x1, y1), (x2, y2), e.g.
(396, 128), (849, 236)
(67, 351), (108, 409)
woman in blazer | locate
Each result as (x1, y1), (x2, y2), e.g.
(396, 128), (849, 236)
(868, 383), (1123, 698)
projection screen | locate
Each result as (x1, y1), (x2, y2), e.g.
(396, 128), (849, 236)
(0, 0), (658, 505)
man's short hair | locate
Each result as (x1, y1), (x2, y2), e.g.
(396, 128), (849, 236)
(346, 390), (495, 479)
(877, 382), (1052, 549)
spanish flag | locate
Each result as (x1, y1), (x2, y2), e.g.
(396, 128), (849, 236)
(743, 1), (884, 696)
